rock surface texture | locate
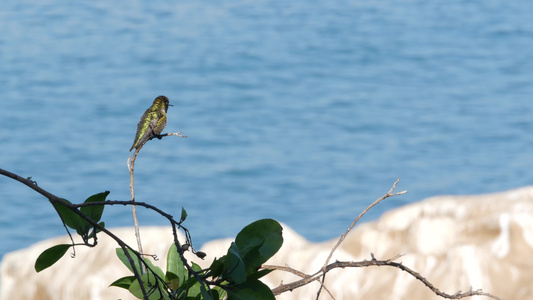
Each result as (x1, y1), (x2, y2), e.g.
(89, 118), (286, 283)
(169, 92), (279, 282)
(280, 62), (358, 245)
(2, 186), (532, 299)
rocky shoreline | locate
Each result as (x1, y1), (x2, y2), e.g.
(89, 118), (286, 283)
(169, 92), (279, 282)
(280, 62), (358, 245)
(2, 186), (532, 299)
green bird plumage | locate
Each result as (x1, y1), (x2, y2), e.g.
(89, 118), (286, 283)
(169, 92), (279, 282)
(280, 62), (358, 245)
(130, 95), (171, 152)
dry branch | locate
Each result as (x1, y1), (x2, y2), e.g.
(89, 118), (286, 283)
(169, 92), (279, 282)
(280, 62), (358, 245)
(127, 131), (187, 255)
(263, 178), (500, 300)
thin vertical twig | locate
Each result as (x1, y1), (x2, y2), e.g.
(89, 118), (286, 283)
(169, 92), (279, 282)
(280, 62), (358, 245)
(128, 149), (144, 256)
(127, 131), (187, 257)
(316, 178), (407, 299)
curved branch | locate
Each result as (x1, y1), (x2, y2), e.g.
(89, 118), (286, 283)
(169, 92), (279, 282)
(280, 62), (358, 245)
(0, 168), (60, 200)
(316, 178), (406, 298)
(267, 255), (501, 300)
(0, 167), (204, 299)
(0, 168), (150, 299)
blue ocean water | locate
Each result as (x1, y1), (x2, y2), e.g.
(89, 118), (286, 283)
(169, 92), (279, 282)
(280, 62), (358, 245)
(1, 1), (533, 260)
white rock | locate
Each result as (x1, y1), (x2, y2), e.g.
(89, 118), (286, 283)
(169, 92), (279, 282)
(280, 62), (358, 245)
(3, 186), (533, 299)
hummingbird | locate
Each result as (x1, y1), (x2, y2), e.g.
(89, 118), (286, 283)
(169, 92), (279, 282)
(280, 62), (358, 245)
(129, 95), (172, 152)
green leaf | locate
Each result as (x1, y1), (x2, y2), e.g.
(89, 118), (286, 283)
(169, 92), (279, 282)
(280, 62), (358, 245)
(80, 191), (109, 223)
(208, 257), (225, 279)
(88, 221), (105, 240)
(225, 242), (246, 284)
(200, 284), (215, 300)
(225, 279), (275, 300)
(109, 276), (136, 289)
(127, 257), (168, 300)
(166, 243), (179, 279)
(180, 207), (187, 223)
(191, 261), (203, 272)
(129, 273), (170, 300)
(54, 199), (90, 236)
(248, 268), (273, 281)
(213, 286), (226, 300)
(166, 243), (185, 288)
(235, 219), (283, 274)
(171, 261), (206, 298)
(166, 271), (180, 291)
(143, 256), (166, 280)
(116, 248), (143, 275)
(179, 276), (201, 298)
(35, 244), (72, 272)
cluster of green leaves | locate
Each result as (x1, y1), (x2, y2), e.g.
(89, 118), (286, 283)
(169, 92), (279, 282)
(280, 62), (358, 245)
(111, 218), (283, 300)
(34, 190), (284, 300)
(35, 191), (109, 272)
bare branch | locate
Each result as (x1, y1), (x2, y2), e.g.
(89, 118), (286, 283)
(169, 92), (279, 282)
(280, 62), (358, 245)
(262, 179), (499, 300)
(326, 257), (503, 300)
(322, 178), (406, 271)
(267, 255), (501, 300)
(159, 131), (188, 138)
(262, 264), (335, 299)
(128, 148), (144, 256)
(314, 178), (406, 299)
(127, 130), (186, 257)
